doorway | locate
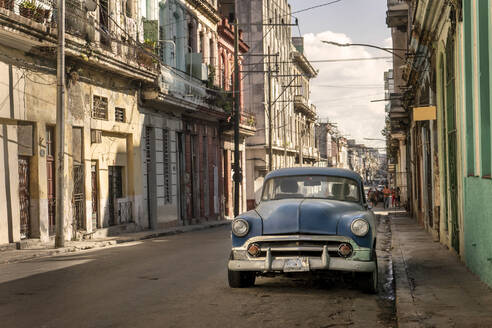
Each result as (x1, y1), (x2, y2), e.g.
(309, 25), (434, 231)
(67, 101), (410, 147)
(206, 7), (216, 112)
(108, 166), (123, 226)
(91, 163), (98, 230)
(18, 156), (30, 239)
(46, 126), (56, 235)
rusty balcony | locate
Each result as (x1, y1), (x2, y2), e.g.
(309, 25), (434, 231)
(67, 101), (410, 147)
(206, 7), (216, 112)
(294, 94), (317, 119)
(222, 111), (256, 138)
(0, 0), (159, 80)
(240, 111), (256, 131)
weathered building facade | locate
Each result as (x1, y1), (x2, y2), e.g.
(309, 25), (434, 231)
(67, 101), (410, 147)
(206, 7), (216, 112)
(291, 37), (319, 166)
(387, 0), (492, 287)
(140, 0), (235, 226)
(0, 0), (158, 243)
(236, 0), (320, 207)
(216, 15), (255, 218)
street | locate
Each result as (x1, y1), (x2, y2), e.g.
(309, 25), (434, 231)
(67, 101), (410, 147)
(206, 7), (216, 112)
(0, 215), (395, 328)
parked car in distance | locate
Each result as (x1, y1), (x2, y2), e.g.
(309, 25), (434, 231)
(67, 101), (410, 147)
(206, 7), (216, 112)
(227, 167), (378, 293)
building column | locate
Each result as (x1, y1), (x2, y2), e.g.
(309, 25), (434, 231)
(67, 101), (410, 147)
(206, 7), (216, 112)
(31, 122), (49, 241)
(0, 124), (21, 243)
(127, 132), (145, 228)
(83, 125), (93, 232)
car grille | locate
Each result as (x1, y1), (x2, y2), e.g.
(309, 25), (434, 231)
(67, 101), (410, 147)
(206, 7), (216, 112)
(254, 240), (345, 258)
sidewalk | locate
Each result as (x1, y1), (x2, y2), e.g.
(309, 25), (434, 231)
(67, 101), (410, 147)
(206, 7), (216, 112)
(391, 214), (492, 328)
(0, 220), (230, 265)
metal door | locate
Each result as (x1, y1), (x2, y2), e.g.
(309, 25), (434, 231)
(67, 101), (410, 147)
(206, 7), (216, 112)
(91, 163), (98, 230)
(46, 126), (56, 235)
(73, 164), (84, 230)
(108, 166), (123, 226)
(177, 132), (186, 223)
(425, 127), (433, 228)
(446, 36), (459, 253)
(144, 127), (153, 228)
(18, 156), (30, 239)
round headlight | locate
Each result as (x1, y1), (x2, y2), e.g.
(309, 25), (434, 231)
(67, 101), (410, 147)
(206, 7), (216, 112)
(232, 219), (249, 237)
(351, 219), (370, 237)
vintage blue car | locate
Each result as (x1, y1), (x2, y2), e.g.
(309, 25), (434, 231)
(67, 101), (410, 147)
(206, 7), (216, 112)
(227, 167), (378, 293)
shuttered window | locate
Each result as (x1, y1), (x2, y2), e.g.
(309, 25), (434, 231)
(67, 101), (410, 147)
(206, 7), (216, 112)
(163, 129), (171, 204)
(92, 96), (108, 120)
(115, 107), (125, 122)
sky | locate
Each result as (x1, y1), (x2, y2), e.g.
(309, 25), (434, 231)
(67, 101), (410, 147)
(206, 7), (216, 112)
(288, 0), (392, 150)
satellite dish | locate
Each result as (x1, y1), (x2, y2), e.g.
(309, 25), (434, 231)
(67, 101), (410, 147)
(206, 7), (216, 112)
(84, 0), (97, 12)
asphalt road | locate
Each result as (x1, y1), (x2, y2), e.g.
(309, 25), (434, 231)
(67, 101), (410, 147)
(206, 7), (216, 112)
(0, 218), (395, 328)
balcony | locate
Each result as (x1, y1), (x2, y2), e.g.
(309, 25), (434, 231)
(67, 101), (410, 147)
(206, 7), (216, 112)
(302, 146), (319, 161)
(386, 0), (408, 28)
(239, 111), (256, 135)
(293, 94), (317, 119)
(221, 111), (256, 138)
(0, 0), (158, 80)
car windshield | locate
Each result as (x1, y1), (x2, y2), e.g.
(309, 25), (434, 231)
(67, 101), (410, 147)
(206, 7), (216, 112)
(261, 175), (360, 203)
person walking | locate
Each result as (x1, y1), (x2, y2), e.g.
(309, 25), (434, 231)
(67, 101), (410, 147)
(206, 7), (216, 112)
(368, 188), (377, 208)
(391, 188), (396, 208)
(382, 185), (391, 209)
(396, 187), (401, 208)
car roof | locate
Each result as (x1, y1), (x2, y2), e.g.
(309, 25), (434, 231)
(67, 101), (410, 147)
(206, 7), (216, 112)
(265, 167), (363, 183)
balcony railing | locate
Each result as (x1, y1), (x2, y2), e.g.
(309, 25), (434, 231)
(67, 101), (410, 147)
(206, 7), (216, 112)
(0, 0), (158, 74)
(240, 111), (256, 129)
(0, 0), (53, 23)
(293, 94), (317, 118)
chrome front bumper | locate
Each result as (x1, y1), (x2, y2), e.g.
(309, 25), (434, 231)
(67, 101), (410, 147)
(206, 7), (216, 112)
(228, 245), (376, 273)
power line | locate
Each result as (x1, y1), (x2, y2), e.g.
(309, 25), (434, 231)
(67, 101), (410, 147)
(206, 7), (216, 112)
(241, 56), (392, 67)
(290, 0), (344, 16)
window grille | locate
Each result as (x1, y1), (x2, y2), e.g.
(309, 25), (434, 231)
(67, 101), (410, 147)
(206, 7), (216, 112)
(163, 129), (171, 204)
(92, 96), (108, 120)
(115, 107), (125, 122)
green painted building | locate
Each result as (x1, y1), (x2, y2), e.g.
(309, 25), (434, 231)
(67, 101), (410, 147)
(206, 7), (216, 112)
(460, 0), (492, 287)
(387, 0), (492, 287)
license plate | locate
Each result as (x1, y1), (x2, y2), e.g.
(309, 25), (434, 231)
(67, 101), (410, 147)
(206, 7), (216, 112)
(283, 258), (310, 272)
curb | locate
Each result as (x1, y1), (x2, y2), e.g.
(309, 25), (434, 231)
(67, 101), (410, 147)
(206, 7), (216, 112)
(390, 216), (421, 328)
(0, 221), (230, 265)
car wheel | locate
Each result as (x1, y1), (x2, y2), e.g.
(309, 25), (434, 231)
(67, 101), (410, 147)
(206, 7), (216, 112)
(359, 250), (378, 294)
(228, 269), (256, 288)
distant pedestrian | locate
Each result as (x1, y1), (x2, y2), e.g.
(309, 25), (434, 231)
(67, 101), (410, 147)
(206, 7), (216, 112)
(391, 188), (396, 207)
(382, 185), (391, 209)
(396, 187), (401, 208)
(368, 188), (377, 208)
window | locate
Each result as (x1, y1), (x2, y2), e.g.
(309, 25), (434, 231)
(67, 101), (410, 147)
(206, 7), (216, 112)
(199, 32), (204, 53)
(124, 0), (132, 18)
(99, 0), (110, 45)
(92, 96), (108, 120)
(478, 2), (491, 177)
(261, 175), (360, 203)
(115, 107), (125, 122)
(463, 0), (475, 176)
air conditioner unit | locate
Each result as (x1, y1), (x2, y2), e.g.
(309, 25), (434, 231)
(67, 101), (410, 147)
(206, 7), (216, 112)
(91, 130), (102, 144)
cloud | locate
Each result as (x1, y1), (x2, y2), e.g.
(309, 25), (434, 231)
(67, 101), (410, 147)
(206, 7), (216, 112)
(303, 31), (392, 149)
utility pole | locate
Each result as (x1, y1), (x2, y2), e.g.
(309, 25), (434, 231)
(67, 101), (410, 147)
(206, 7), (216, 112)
(55, 0), (66, 248)
(267, 48), (273, 171)
(233, 20), (241, 217)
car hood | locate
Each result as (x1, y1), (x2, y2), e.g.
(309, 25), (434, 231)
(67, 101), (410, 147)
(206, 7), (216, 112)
(255, 199), (364, 235)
